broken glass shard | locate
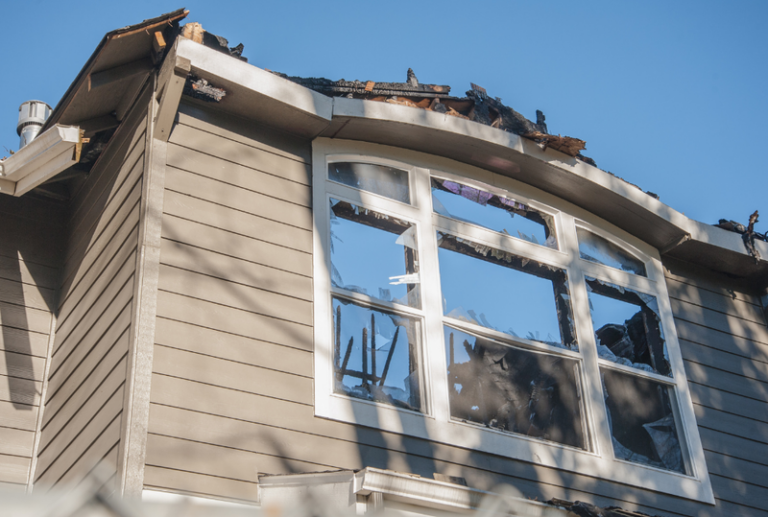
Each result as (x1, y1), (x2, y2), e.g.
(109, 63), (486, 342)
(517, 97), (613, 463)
(586, 278), (670, 376)
(445, 326), (587, 449)
(329, 162), (410, 203)
(602, 368), (686, 473)
(331, 199), (421, 308)
(576, 227), (646, 276)
(431, 178), (557, 249)
(333, 297), (422, 411)
(438, 232), (577, 350)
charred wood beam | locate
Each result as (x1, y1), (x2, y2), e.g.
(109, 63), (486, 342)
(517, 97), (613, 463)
(274, 73), (452, 99)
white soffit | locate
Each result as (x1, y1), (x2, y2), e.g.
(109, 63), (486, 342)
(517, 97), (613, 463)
(0, 125), (80, 197)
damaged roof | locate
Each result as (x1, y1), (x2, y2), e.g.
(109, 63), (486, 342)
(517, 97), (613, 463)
(32, 14), (768, 288)
(275, 69), (591, 162)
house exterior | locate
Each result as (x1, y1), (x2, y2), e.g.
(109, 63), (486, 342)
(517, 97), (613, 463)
(1, 10), (767, 517)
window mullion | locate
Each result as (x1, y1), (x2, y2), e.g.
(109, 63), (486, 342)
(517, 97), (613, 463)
(414, 167), (451, 421)
(559, 212), (613, 457)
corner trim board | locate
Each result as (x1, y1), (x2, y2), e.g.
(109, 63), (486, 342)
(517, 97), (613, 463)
(118, 76), (167, 497)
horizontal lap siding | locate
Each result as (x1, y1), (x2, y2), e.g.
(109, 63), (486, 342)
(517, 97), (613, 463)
(34, 85), (152, 490)
(0, 193), (63, 490)
(664, 256), (768, 515)
(147, 102), (760, 516)
(148, 102), (314, 502)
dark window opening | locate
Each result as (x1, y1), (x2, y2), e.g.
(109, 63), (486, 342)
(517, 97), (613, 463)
(586, 278), (670, 376)
(445, 326), (587, 450)
(602, 368), (686, 473)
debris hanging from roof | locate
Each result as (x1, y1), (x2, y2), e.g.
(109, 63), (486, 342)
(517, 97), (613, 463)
(274, 68), (592, 161)
(715, 210), (767, 262)
(184, 74), (226, 102)
(181, 22), (247, 61)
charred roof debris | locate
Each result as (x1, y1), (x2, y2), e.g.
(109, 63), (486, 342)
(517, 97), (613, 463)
(183, 75), (227, 102)
(275, 68), (595, 160)
(715, 210), (767, 262)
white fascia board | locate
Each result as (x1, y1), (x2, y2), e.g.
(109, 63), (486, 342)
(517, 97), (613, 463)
(0, 124), (80, 197)
(354, 468), (568, 516)
(175, 37), (333, 122)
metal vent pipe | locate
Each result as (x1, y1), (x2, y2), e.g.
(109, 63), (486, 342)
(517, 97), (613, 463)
(17, 101), (52, 149)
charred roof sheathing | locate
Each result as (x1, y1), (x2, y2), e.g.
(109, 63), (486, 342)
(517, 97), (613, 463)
(273, 69), (590, 162)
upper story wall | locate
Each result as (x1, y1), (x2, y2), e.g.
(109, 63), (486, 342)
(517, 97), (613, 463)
(143, 99), (768, 517)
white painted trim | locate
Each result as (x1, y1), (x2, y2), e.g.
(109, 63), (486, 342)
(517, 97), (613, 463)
(312, 138), (715, 505)
(0, 124), (80, 197)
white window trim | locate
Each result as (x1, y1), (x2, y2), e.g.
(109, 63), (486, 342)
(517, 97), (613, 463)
(312, 138), (714, 504)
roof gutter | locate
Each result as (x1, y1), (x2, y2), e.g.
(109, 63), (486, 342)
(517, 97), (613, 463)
(0, 125), (81, 197)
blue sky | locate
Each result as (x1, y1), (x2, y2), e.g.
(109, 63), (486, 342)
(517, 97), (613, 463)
(2, 1), (766, 229)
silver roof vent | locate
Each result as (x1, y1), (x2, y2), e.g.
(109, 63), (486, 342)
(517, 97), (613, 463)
(17, 101), (52, 149)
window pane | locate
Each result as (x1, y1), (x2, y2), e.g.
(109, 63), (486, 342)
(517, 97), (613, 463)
(333, 297), (422, 411)
(331, 199), (420, 308)
(432, 178), (557, 249)
(577, 228), (646, 276)
(446, 327), (587, 449)
(586, 278), (670, 376)
(602, 368), (686, 473)
(437, 232), (577, 350)
(329, 162), (410, 203)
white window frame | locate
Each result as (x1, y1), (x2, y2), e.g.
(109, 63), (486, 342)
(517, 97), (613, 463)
(312, 138), (714, 504)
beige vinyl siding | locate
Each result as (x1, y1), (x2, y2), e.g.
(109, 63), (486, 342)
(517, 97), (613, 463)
(0, 193), (63, 489)
(33, 83), (152, 490)
(145, 101), (768, 516)
(664, 256), (768, 515)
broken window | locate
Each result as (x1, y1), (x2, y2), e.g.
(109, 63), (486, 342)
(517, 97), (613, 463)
(602, 368), (686, 473)
(437, 232), (576, 350)
(315, 146), (709, 499)
(432, 178), (557, 249)
(445, 327), (586, 449)
(329, 162), (410, 203)
(577, 227), (646, 276)
(330, 199), (421, 308)
(586, 278), (670, 376)
(333, 297), (422, 411)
